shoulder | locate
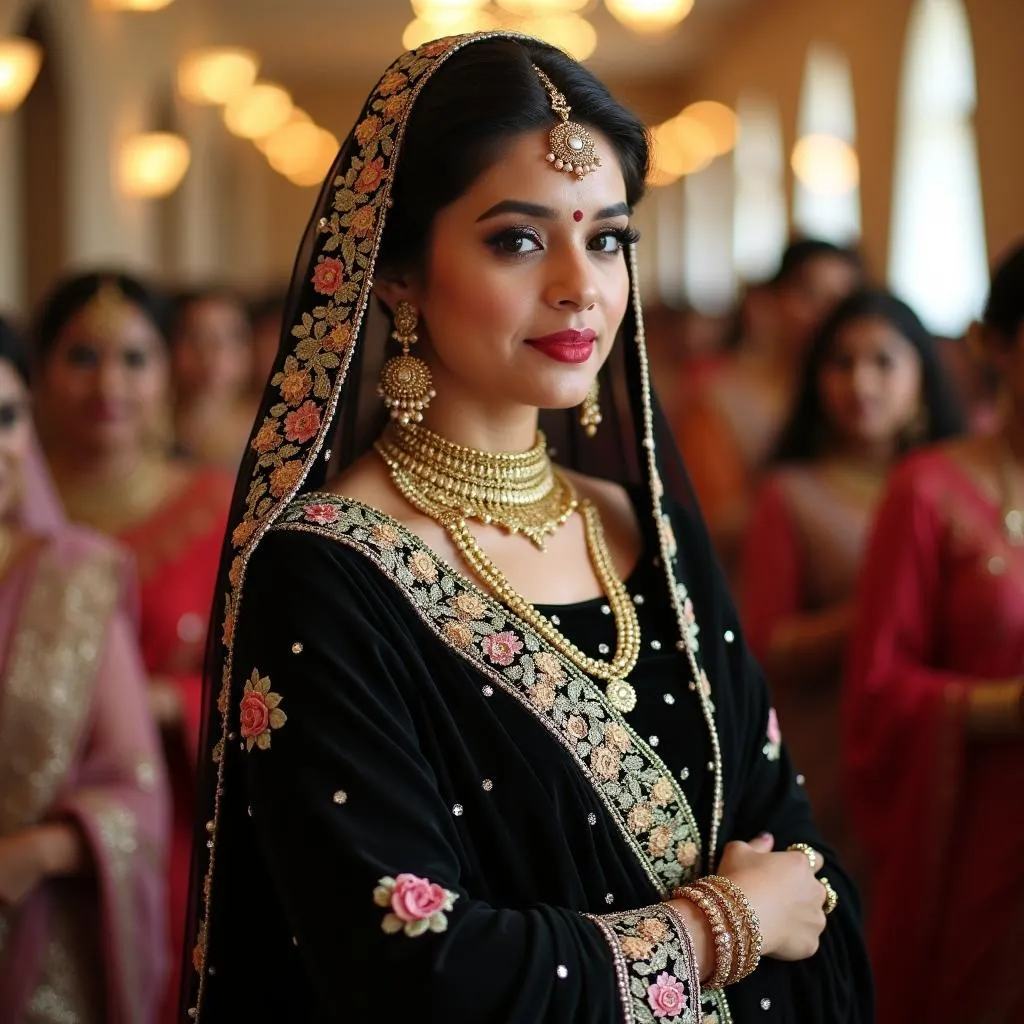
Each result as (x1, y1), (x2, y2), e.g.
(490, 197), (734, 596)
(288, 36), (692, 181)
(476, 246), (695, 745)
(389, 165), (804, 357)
(886, 444), (960, 500)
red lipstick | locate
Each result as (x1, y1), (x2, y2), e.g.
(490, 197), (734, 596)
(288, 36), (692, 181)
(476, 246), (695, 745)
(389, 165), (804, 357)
(526, 328), (596, 364)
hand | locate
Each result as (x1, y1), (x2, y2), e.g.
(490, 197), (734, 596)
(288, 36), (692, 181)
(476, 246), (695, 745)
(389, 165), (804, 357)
(0, 830), (47, 908)
(149, 676), (183, 726)
(717, 833), (827, 961)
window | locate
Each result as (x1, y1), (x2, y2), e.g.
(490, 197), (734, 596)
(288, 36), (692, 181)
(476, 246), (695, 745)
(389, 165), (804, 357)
(888, 0), (987, 336)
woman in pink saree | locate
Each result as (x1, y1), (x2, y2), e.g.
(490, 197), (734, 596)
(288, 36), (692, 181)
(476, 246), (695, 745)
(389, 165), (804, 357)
(0, 317), (169, 1023)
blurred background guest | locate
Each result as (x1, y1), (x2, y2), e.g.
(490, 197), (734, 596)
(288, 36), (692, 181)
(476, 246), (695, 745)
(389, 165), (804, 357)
(740, 289), (964, 867)
(31, 272), (232, 1024)
(843, 242), (1024, 1021)
(171, 286), (255, 471)
(0, 317), (169, 1024)
(675, 239), (865, 575)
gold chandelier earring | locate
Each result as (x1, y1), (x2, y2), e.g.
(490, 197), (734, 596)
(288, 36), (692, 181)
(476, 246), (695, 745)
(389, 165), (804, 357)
(579, 378), (602, 437)
(378, 300), (435, 424)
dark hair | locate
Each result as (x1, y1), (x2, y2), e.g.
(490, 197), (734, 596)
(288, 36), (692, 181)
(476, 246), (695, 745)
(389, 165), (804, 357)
(982, 240), (1024, 344)
(770, 237), (865, 288)
(378, 38), (650, 275)
(0, 316), (30, 385)
(773, 288), (965, 462)
(172, 285), (251, 339)
(249, 288), (289, 326)
(33, 271), (172, 361)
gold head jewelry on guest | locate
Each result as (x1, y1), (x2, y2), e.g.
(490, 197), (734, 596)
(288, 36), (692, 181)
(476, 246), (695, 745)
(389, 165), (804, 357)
(31, 271), (235, 1024)
(182, 34), (871, 1024)
(0, 316), (170, 1024)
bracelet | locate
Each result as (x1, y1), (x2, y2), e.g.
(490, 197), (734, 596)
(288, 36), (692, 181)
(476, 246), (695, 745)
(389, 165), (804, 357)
(700, 875), (764, 978)
(692, 879), (751, 981)
(678, 885), (734, 988)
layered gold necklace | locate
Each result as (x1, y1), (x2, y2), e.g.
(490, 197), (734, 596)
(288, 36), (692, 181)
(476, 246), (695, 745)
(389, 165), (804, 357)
(375, 422), (641, 712)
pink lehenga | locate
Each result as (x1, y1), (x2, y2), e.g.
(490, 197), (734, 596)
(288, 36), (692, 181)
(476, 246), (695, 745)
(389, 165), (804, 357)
(0, 444), (170, 1024)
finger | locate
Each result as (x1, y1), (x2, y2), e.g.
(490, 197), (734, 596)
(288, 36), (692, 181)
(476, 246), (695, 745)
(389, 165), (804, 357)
(748, 831), (774, 852)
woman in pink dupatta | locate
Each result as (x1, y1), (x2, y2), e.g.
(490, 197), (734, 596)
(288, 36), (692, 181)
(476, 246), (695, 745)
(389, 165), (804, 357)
(0, 318), (169, 1023)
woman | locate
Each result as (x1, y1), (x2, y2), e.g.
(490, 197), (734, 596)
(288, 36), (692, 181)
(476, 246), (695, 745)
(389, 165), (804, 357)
(741, 290), (964, 862)
(844, 245), (1024, 1021)
(183, 37), (871, 1023)
(171, 287), (255, 471)
(0, 317), (168, 1022)
(675, 241), (864, 575)
(31, 274), (233, 1024)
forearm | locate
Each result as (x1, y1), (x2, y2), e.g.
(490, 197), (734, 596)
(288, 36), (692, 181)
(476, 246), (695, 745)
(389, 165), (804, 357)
(666, 897), (714, 982)
(29, 821), (90, 879)
(765, 602), (852, 689)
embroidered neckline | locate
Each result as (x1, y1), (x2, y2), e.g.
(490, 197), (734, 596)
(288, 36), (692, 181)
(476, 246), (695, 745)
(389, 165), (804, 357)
(274, 491), (704, 897)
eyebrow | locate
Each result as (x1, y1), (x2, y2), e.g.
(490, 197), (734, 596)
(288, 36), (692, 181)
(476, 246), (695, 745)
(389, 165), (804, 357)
(475, 199), (631, 222)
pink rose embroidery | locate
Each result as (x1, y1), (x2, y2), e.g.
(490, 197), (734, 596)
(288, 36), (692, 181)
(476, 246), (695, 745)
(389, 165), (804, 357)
(303, 503), (339, 526)
(284, 400), (322, 444)
(311, 257), (344, 296)
(240, 670), (287, 752)
(763, 708), (782, 761)
(373, 873), (458, 938)
(482, 631), (523, 667)
(647, 971), (688, 1019)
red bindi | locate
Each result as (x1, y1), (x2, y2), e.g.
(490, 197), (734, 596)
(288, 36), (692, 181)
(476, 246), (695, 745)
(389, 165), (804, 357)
(573, 209), (584, 222)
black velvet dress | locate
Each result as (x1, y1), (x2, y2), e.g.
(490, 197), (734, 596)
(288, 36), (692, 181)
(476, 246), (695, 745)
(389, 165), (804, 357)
(196, 488), (872, 1023)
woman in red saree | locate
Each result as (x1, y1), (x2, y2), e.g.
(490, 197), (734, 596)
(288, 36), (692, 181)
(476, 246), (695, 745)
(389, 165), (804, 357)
(844, 244), (1024, 1021)
(31, 275), (233, 1024)
(740, 291), (964, 866)
(0, 317), (169, 1022)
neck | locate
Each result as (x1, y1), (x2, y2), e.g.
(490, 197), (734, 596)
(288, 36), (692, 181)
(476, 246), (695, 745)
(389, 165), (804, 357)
(826, 438), (897, 473)
(419, 403), (540, 455)
(47, 443), (154, 485)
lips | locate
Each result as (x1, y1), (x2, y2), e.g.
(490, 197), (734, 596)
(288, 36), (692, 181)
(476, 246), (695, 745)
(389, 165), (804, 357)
(526, 328), (597, 364)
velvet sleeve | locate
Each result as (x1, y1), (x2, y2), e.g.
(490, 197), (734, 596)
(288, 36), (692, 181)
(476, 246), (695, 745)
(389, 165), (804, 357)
(671, 499), (873, 1021)
(235, 529), (700, 1024)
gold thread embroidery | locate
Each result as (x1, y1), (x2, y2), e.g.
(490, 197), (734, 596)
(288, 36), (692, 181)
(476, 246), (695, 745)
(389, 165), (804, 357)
(274, 495), (703, 896)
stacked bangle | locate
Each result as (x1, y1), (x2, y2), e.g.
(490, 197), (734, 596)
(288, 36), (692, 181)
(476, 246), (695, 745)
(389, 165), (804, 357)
(674, 875), (763, 987)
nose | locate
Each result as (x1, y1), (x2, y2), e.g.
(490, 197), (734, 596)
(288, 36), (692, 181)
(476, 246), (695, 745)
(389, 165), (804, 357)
(96, 356), (128, 399)
(544, 245), (599, 312)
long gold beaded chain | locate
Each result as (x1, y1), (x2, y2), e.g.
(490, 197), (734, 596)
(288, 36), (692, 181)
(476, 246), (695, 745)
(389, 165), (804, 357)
(446, 501), (641, 713)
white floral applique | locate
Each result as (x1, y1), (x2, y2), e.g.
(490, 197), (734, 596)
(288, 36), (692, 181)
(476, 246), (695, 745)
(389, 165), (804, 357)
(763, 708), (782, 761)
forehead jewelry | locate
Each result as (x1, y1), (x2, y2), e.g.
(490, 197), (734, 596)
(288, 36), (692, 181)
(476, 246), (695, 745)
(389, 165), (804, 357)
(532, 64), (601, 181)
(84, 278), (131, 337)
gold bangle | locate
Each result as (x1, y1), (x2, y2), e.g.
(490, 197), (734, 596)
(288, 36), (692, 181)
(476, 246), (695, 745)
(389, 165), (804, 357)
(700, 875), (764, 979)
(787, 842), (820, 873)
(692, 879), (749, 984)
(679, 885), (734, 989)
(820, 877), (839, 916)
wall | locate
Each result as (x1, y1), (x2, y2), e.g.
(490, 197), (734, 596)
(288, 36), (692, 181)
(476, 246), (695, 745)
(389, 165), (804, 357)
(675, 0), (1024, 279)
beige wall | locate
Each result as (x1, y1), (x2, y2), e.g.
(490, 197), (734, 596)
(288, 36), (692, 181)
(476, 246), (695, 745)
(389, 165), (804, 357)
(674, 0), (1024, 279)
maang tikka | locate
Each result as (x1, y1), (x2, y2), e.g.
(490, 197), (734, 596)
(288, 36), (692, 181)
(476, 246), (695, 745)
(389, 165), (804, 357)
(378, 300), (435, 424)
(532, 64), (600, 180)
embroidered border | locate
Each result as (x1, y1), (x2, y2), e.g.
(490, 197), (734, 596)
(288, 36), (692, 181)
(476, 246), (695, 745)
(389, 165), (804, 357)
(274, 495), (703, 897)
(587, 904), (701, 1023)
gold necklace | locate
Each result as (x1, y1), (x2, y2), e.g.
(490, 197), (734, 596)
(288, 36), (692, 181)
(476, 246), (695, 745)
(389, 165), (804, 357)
(376, 425), (641, 712)
(997, 437), (1024, 546)
(376, 422), (577, 550)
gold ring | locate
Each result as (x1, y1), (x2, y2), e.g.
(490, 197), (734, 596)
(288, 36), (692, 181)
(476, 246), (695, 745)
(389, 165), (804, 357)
(788, 842), (819, 873)
(820, 877), (838, 916)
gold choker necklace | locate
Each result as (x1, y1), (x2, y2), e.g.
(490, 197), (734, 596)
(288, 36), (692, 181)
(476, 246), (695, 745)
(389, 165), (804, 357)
(376, 422), (577, 549)
(376, 422), (641, 712)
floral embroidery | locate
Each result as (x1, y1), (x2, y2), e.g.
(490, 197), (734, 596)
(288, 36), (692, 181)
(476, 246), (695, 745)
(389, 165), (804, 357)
(231, 519), (259, 549)
(239, 670), (287, 751)
(322, 323), (353, 353)
(303, 503), (340, 526)
(452, 592), (486, 620)
(482, 630), (523, 667)
(251, 422), (283, 455)
(377, 69), (408, 96)
(763, 708), (782, 761)
(648, 972), (689, 1019)
(382, 92), (408, 122)
(275, 497), (705, 898)
(355, 157), (386, 194)
(284, 400), (322, 444)
(589, 906), (701, 1024)
(276, 368), (313, 407)
(354, 114), (381, 146)
(442, 620), (474, 649)
(676, 842), (698, 868)
(348, 206), (376, 238)
(373, 873), (458, 938)
(270, 461), (304, 498)
(408, 550), (438, 583)
(311, 257), (344, 296)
